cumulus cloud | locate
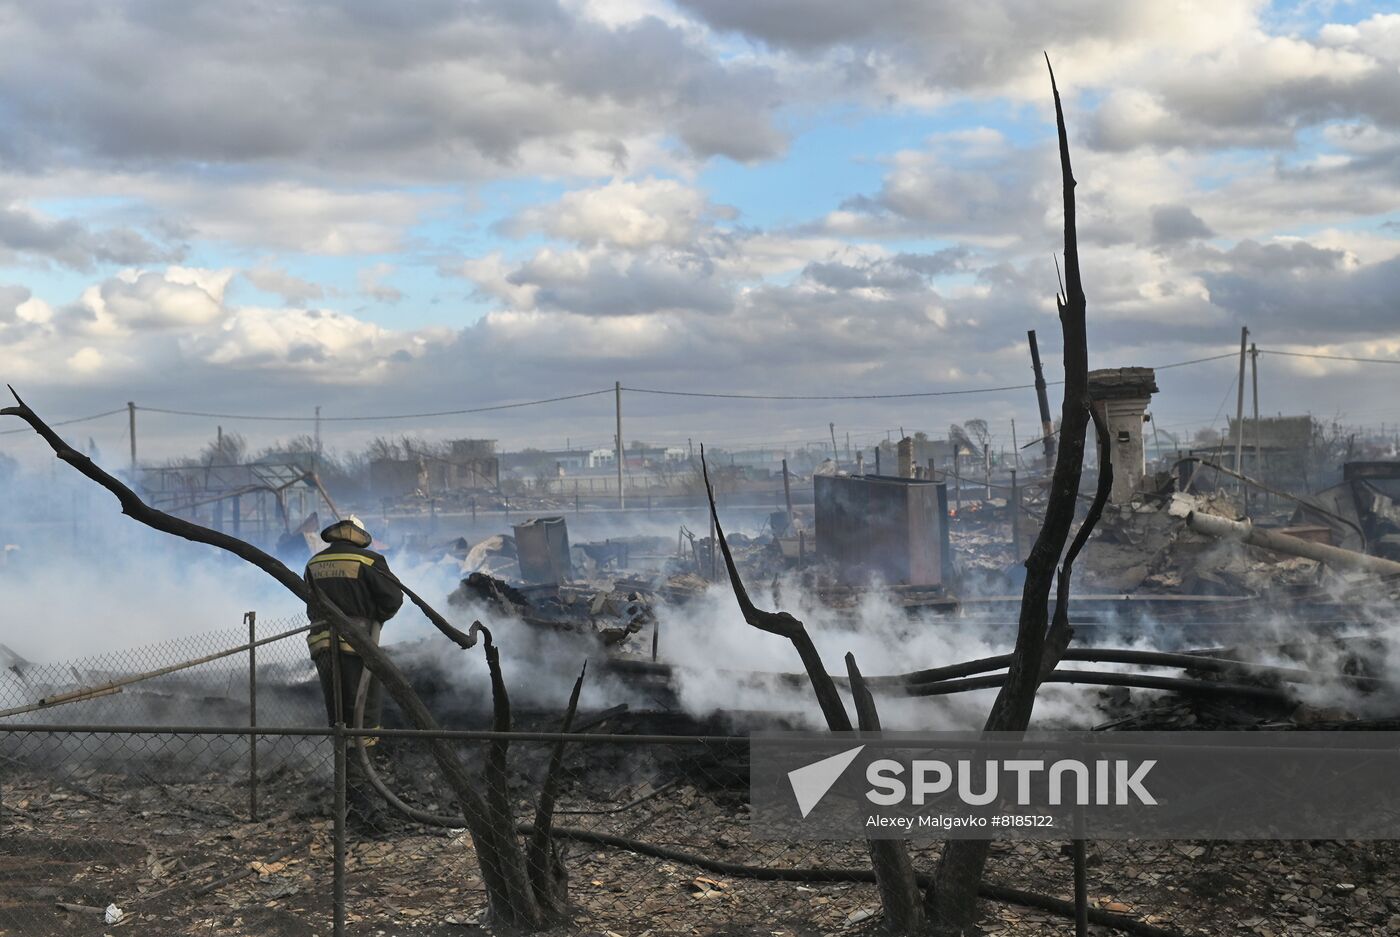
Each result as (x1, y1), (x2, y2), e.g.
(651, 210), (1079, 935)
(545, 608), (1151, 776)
(0, 266), (449, 391)
(85, 267), (235, 331)
(0, 284), (31, 323)
(1150, 204), (1215, 245)
(503, 177), (725, 248)
(357, 263), (404, 305)
(0, 203), (174, 270)
(1087, 16), (1400, 152)
(243, 265), (325, 305)
(184, 306), (443, 375)
(678, 0), (1256, 100)
(143, 180), (429, 255)
(0, 1), (786, 176)
(506, 246), (731, 316)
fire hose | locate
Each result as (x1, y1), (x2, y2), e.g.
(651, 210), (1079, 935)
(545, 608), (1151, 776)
(349, 672), (1185, 937)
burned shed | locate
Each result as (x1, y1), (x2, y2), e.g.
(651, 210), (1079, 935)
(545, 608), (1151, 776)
(1087, 367), (1158, 504)
(138, 462), (335, 542)
(513, 516), (573, 584)
(814, 474), (948, 587)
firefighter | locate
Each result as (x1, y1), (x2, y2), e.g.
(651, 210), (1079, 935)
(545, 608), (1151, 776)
(303, 515), (403, 828)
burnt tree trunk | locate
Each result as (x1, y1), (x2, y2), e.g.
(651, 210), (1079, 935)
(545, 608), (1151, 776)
(1, 388), (566, 930)
(924, 60), (1110, 936)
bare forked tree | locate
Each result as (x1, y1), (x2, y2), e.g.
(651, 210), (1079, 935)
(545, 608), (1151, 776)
(702, 57), (1115, 936)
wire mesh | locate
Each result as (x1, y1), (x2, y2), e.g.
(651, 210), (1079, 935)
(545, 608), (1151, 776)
(2, 620), (1395, 935)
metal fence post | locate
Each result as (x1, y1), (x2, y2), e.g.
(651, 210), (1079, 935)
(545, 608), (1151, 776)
(1072, 805), (1088, 937)
(333, 722), (347, 937)
(245, 610), (258, 823)
(329, 620), (347, 937)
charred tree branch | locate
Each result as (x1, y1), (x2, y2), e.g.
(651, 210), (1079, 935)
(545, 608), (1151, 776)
(702, 446), (925, 931)
(846, 653), (926, 933)
(2, 388), (556, 930)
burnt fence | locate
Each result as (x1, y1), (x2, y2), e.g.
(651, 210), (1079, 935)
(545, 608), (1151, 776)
(1, 622), (1395, 936)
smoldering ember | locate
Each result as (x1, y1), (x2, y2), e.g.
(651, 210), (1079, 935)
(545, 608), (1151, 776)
(5, 8), (1400, 937)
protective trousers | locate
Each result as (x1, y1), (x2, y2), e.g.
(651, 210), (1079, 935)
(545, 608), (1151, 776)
(310, 618), (384, 823)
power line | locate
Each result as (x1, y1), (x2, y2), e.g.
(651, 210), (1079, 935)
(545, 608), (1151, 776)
(1258, 349), (1400, 366)
(0, 349), (1247, 433)
(622, 351), (1239, 401)
(1148, 352), (1238, 370)
(622, 382), (1046, 401)
(136, 389), (615, 422)
(0, 407), (126, 436)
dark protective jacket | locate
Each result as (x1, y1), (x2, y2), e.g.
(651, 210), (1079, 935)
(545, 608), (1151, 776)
(303, 540), (403, 654)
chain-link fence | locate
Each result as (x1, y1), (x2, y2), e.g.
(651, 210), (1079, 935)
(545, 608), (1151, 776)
(3, 622), (1397, 935)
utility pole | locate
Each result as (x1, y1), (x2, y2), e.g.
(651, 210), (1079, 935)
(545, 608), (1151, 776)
(614, 381), (625, 510)
(1028, 331), (1056, 467)
(1010, 469), (1021, 561)
(127, 401), (137, 479)
(1233, 326), (1249, 494)
(781, 457), (794, 526)
(1251, 342), (1262, 507)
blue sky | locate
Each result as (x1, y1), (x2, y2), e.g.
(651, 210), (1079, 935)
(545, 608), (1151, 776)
(1, 0), (1400, 463)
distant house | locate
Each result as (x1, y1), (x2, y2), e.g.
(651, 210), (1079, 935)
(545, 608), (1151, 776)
(1224, 415), (1314, 490)
(439, 438), (499, 490)
(372, 438), (499, 498)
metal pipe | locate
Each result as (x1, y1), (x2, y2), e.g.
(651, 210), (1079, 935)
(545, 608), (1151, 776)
(0, 723), (754, 743)
(246, 610), (258, 823)
(1073, 836), (1088, 937)
(880, 646), (1392, 691)
(0, 623), (311, 719)
(903, 669), (1291, 701)
(1175, 501), (1400, 577)
(329, 620), (346, 937)
(333, 720), (347, 937)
